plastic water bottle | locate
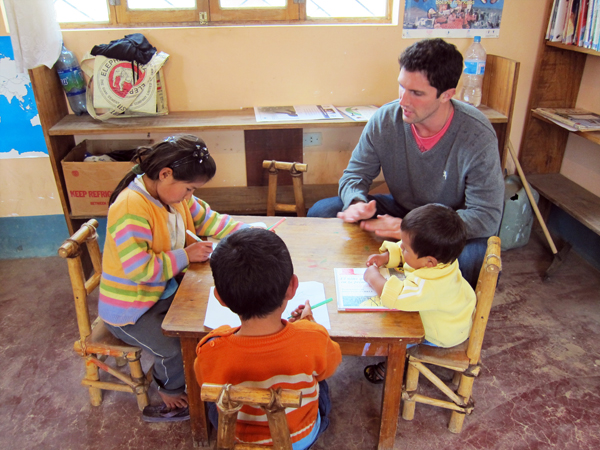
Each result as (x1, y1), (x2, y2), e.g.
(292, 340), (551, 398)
(55, 44), (87, 115)
(460, 36), (486, 108)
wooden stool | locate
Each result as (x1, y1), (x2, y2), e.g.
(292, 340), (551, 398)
(262, 160), (308, 217)
(59, 219), (150, 410)
(201, 383), (302, 450)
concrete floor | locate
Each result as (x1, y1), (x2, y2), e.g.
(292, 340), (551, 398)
(1, 231), (599, 450)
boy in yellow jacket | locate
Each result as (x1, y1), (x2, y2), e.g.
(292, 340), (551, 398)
(363, 203), (476, 383)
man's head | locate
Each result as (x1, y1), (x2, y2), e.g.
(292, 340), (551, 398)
(209, 228), (296, 321)
(399, 38), (463, 97)
(399, 204), (466, 269)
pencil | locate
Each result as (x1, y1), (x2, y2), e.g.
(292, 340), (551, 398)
(186, 229), (202, 242)
(267, 217), (286, 231)
(287, 298), (333, 319)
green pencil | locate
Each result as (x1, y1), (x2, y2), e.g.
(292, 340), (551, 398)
(287, 298), (333, 319)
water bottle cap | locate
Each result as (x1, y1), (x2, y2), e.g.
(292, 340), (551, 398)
(474, 36), (481, 43)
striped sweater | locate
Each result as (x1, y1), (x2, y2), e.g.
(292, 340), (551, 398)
(194, 320), (342, 446)
(99, 180), (247, 325)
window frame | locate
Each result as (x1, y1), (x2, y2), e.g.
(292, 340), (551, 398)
(56, 0), (394, 29)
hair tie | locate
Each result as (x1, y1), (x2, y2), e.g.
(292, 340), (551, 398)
(193, 144), (210, 163)
(131, 164), (143, 175)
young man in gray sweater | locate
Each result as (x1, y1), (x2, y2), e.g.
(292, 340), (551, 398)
(308, 38), (504, 287)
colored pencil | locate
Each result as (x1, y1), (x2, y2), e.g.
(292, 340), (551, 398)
(267, 217), (286, 231)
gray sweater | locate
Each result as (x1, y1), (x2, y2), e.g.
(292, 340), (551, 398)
(339, 99), (504, 239)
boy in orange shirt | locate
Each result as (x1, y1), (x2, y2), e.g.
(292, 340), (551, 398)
(194, 228), (342, 449)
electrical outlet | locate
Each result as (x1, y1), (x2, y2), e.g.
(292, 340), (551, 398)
(303, 132), (322, 147)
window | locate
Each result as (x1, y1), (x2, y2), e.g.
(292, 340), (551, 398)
(54, 0), (393, 27)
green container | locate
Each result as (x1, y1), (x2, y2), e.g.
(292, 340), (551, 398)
(499, 174), (539, 251)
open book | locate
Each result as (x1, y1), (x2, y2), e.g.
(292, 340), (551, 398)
(334, 267), (406, 311)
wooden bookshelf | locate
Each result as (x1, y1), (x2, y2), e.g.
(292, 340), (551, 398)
(519, 0), (600, 236)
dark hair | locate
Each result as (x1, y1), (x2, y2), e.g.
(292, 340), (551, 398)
(399, 38), (463, 97)
(401, 204), (466, 264)
(209, 228), (294, 321)
(109, 134), (216, 205)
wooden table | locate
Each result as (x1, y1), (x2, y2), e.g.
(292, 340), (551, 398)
(162, 217), (424, 450)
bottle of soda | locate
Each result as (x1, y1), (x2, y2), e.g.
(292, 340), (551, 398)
(460, 36), (486, 108)
(55, 44), (87, 116)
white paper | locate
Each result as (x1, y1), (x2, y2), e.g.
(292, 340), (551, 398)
(335, 105), (379, 122)
(254, 105), (344, 122)
(204, 281), (331, 329)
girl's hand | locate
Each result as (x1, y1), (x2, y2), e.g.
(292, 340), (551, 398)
(366, 252), (389, 268)
(185, 241), (213, 262)
(364, 266), (386, 297)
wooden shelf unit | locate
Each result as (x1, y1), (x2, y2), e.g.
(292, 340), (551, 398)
(519, 1), (600, 236)
(30, 55), (516, 236)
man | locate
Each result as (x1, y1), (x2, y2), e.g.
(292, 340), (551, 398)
(308, 38), (504, 287)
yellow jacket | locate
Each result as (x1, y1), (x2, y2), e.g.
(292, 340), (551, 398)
(379, 240), (476, 348)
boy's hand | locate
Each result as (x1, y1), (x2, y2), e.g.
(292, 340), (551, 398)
(366, 252), (389, 268)
(364, 266), (386, 297)
(288, 300), (313, 322)
(185, 241), (213, 262)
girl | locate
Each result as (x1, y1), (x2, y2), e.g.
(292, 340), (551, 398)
(99, 134), (248, 422)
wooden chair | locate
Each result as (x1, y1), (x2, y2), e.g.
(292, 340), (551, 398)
(401, 236), (501, 433)
(59, 219), (149, 410)
(201, 383), (303, 450)
(262, 160), (308, 217)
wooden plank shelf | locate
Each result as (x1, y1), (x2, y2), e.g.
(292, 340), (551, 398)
(49, 106), (507, 136)
(528, 173), (600, 235)
(531, 110), (600, 145)
(546, 41), (600, 57)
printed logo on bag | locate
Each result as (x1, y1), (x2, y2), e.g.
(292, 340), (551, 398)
(108, 62), (146, 98)
(94, 56), (157, 113)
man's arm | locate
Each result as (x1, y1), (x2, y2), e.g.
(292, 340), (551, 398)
(338, 119), (384, 211)
(457, 141), (505, 239)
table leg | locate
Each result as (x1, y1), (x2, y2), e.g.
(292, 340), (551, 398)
(378, 342), (407, 450)
(180, 337), (211, 448)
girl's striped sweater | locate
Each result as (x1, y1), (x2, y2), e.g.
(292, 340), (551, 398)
(99, 180), (247, 326)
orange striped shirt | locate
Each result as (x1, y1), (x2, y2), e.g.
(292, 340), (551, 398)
(194, 320), (341, 445)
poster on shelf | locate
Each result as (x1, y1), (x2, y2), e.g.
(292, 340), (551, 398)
(402, 0), (504, 39)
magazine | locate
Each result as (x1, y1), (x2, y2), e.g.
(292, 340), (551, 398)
(334, 267), (406, 311)
(335, 105), (379, 122)
(534, 108), (600, 131)
(254, 105), (344, 122)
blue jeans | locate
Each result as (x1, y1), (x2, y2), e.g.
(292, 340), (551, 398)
(207, 380), (331, 448)
(308, 194), (488, 288)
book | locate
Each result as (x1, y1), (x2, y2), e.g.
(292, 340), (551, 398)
(535, 108), (600, 131)
(583, 0), (596, 47)
(334, 267), (406, 311)
(550, 0), (570, 41)
(335, 105), (379, 122)
(547, 0), (559, 39)
(254, 105), (344, 122)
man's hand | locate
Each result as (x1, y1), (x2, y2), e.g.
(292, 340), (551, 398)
(360, 214), (403, 240)
(337, 200), (377, 223)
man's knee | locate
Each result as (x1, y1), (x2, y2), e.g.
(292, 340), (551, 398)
(307, 197), (344, 218)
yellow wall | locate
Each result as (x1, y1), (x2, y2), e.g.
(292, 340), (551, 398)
(1, 0), (558, 218)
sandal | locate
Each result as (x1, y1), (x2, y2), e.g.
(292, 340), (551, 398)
(364, 361), (386, 384)
(142, 404), (190, 423)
